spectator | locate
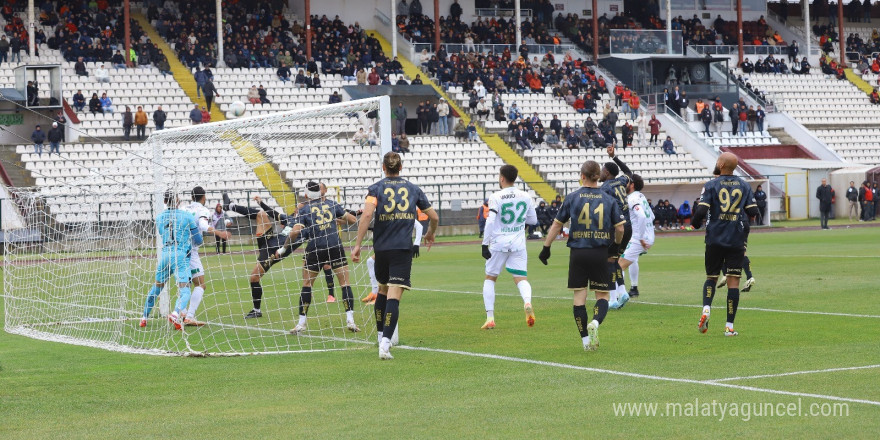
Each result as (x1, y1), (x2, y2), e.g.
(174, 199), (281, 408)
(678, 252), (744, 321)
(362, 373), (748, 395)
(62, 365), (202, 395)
(863, 181), (875, 221)
(545, 130), (562, 149)
(816, 178), (833, 229)
(700, 106), (712, 136)
(535, 201), (551, 235)
(648, 114), (661, 145)
(399, 133), (411, 153)
(95, 64), (110, 83)
(565, 127), (580, 149)
(845, 181), (859, 221)
(157, 55), (172, 77)
(194, 67), (207, 98)
(629, 93), (640, 120)
(100, 93), (114, 114)
(394, 102), (407, 135)
(437, 98), (450, 135)
(356, 68), (367, 85)
(277, 62), (291, 82)
(189, 104), (202, 125)
(467, 120), (478, 141)
(677, 200), (692, 225)
(47, 122), (62, 156)
(329, 91), (342, 104)
(211, 204), (230, 254)
(453, 119), (468, 139)
(738, 105), (748, 135)
(753, 184), (767, 224)
(201, 106), (211, 123)
(747, 106), (757, 132)
(153, 105), (167, 131)
(26, 81), (39, 106)
(258, 85), (269, 104)
(122, 107), (134, 140)
(367, 68), (380, 85)
(352, 127), (368, 146)
(31, 125), (45, 156)
(416, 100), (430, 134)
(621, 121), (634, 148)
(294, 69), (308, 88)
(248, 85), (260, 104)
(729, 103), (739, 136)
(476, 199), (489, 238)
(9, 35), (20, 63)
(202, 79), (219, 111)
(54, 111), (66, 142)
(310, 73), (322, 89)
(135, 106), (148, 140)
(72, 90), (86, 112)
(514, 123), (532, 150)
(636, 114), (649, 146)
(88, 93), (103, 114)
(75, 57), (88, 76)
(112, 50), (126, 70)
(0, 35), (8, 65)
(662, 136), (676, 154)
(411, 74), (424, 85)
(873, 183), (879, 220)
(549, 114), (562, 137)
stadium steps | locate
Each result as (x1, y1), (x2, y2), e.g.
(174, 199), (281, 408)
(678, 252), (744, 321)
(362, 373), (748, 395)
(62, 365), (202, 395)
(368, 31), (560, 202)
(132, 13), (298, 213)
(844, 67), (875, 95)
(0, 146), (36, 187)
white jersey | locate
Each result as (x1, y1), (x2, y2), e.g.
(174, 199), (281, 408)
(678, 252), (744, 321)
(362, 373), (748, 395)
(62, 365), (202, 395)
(183, 201), (212, 250)
(627, 191), (655, 244)
(482, 186), (537, 252)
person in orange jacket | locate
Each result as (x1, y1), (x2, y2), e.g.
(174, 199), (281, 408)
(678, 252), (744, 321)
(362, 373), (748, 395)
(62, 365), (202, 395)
(477, 199), (490, 238)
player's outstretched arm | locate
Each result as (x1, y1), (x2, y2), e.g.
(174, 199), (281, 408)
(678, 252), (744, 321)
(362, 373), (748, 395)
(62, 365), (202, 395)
(608, 145), (632, 176)
(352, 201), (376, 263)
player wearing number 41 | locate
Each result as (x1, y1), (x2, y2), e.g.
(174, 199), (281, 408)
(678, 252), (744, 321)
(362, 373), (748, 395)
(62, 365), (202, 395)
(692, 152), (759, 336)
(175, 186), (233, 327)
(539, 160), (626, 351)
(140, 190), (203, 328)
(352, 152), (439, 360)
(282, 181), (360, 334)
(480, 165), (538, 330)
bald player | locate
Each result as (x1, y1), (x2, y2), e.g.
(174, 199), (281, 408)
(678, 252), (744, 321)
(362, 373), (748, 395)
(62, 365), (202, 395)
(691, 152), (759, 336)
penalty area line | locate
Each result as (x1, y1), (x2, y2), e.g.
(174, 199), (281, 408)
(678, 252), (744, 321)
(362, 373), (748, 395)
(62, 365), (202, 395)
(396, 345), (880, 407)
(707, 364), (880, 383)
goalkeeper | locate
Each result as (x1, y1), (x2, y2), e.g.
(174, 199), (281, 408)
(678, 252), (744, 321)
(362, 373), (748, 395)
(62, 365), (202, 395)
(140, 190), (203, 328)
(222, 192), (304, 319)
(284, 181), (359, 334)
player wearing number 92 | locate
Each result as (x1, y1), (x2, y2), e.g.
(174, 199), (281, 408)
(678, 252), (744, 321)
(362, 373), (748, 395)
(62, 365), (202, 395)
(480, 165), (538, 330)
(352, 152), (439, 360)
(691, 152), (760, 337)
(539, 160), (626, 351)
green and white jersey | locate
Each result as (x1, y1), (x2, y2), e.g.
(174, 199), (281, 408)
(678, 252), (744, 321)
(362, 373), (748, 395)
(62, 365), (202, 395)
(183, 201), (212, 251)
(627, 191), (654, 243)
(482, 186), (538, 252)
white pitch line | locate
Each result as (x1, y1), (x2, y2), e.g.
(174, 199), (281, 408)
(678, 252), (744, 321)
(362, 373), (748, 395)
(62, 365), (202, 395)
(648, 253), (880, 259)
(396, 345), (880, 407)
(708, 364), (880, 383)
(413, 288), (880, 319)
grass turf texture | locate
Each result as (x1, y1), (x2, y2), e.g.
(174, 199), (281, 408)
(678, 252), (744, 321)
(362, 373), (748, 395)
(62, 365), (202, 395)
(2, 227), (879, 438)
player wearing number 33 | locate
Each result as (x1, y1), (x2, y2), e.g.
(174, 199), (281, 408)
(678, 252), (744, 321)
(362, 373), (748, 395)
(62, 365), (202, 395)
(353, 152), (439, 360)
(480, 165), (538, 330)
(692, 152), (759, 337)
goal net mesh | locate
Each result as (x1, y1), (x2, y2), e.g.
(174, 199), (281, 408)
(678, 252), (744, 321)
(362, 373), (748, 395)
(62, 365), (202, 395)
(3, 97), (389, 356)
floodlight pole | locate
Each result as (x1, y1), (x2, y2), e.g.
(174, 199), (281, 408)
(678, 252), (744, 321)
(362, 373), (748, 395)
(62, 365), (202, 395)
(592, 0), (598, 61)
(124, 0), (132, 66)
(305, 0), (312, 60)
(736, 0), (743, 65)
(838, 0), (846, 65)
(434, 0), (441, 52)
(666, 0), (672, 55)
(216, 0), (225, 67)
(28, 0), (35, 58)
(804, 0), (811, 62)
(391, 0), (398, 57)
(515, 0), (522, 50)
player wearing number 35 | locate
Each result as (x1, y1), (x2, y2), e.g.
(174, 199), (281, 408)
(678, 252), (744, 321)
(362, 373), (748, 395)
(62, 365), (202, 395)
(692, 152), (760, 337)
(352, 152), (439, 360)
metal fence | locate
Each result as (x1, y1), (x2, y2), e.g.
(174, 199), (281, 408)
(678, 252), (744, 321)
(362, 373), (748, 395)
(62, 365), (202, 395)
(411, 42), (580, 58)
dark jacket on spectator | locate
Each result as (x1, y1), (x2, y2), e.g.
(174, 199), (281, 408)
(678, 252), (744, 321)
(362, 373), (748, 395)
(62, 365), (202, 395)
(48, 126), (63, 143)
(31, 128), (45, 144)
(816, 184), (833, 212)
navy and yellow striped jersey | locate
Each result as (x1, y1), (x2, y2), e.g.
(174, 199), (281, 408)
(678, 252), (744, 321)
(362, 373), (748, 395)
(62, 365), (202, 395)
(294, 199), (347, 251)
(366, 177), (432, 251)
(555, 186), (626, 249)
(600, 174), (631, 225)
(698, 176), (757, 248)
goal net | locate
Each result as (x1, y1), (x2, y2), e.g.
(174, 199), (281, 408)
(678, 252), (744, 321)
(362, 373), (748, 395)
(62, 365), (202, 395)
(2, 96), (392, 356)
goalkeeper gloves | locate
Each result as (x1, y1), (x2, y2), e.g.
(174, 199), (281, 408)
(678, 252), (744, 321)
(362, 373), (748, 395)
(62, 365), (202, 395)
(481, 245), (492, 260)
(538, 246), (551, 265)
(412, 245), (420, 258)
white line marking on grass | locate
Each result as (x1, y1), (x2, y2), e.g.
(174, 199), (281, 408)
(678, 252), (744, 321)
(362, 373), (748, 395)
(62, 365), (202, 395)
(396, 345), (880, 407)
(413, 288), (880, 319)
(649, 253), (880, 259)
(708, 364), (880, 383)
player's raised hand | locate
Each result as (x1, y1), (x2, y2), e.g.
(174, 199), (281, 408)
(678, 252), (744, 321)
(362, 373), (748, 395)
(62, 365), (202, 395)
(351, 245), (362, 263)
(252, 195), (262, 204)
(606, 145), (616, 157)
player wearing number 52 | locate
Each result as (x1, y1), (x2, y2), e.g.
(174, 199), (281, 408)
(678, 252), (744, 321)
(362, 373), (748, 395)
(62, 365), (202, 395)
(353, 152), (439, 360)
(479, 165), (538, 330)
(691, 152), (760, 337)
(539, 160), (625, 351)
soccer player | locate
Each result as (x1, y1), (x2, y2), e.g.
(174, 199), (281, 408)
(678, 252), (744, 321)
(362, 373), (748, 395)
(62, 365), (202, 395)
(692, 152), (760, 336)
(318, 183), (338, 303)
(599, 146), (633, 308)
(180, 186), (232, 326)
(222, 193), (304, 318)
(539, 160), (625, 351)
(362, 218), (423, 304)
(140, 190), (203, 328)
(281, 181), (359, 334)
(352, 152), (439, 360)
(614, 174), (654, 304)
(480, 164), (538, 329)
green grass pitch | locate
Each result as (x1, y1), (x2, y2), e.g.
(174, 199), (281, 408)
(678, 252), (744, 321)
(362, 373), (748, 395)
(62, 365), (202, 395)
(2, 226), (879, 439)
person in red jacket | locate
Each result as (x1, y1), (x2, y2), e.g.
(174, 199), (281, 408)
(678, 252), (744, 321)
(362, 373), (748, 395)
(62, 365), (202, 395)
(648, 114), (661, 145)
(614, 81), (624, 107)
(738, 107), (748, 135)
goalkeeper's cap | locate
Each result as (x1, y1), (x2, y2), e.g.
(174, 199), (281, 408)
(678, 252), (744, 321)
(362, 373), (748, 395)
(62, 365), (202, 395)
(305, 181), (321, 200)
(191, 185), (206, 201)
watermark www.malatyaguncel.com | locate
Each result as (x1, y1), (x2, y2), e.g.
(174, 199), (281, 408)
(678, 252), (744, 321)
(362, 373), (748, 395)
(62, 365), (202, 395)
(612, 398), (849, 421)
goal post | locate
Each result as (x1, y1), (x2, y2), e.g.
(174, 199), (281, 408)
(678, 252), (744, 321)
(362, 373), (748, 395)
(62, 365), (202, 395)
(2, 96), (393, 356)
